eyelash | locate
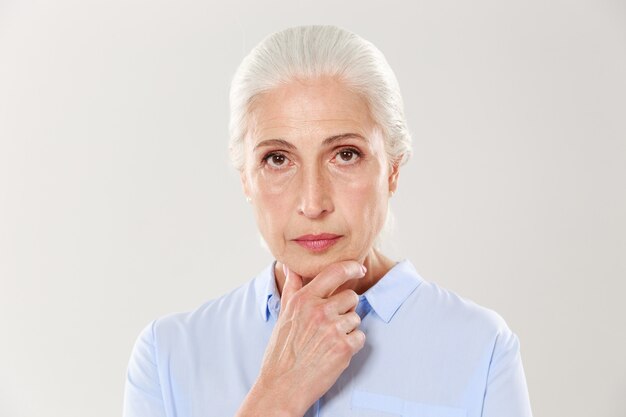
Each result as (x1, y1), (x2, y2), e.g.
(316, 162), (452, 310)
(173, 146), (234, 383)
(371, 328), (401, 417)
(261, 152), (290, 170)
(334, 148), (362, 164)
(261, 147), (362, 170)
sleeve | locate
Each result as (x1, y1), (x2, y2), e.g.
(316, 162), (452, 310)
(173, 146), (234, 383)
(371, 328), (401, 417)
(481, 328), (533, 417)
(123, 320), (168, 417)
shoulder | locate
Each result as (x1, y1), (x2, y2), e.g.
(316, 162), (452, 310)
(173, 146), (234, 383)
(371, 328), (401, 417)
(408, 277), (514, 344)
(422, 280), (508, 325)
(148, 270), (266, 346)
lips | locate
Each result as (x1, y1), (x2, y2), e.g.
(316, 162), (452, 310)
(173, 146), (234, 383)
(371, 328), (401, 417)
(292, 233), (342, 252)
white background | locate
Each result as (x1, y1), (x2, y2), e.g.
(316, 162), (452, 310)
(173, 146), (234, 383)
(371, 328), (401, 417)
(1, 1), (625, 416)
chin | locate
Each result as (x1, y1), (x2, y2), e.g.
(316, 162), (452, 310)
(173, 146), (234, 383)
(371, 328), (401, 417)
(285, 258), (324, 280)
(287, 250), (359, 280)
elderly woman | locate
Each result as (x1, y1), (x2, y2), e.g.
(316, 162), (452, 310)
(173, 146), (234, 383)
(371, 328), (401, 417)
(123, 25), (533, 417)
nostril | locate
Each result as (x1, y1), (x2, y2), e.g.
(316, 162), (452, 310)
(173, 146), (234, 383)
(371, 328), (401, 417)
(297, 197), (331, 219)
(298, 206), (326, 219)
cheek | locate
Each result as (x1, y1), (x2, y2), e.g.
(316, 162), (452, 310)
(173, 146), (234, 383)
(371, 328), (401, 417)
(337, 171), (387, 231)
(251, 172), (295, 236)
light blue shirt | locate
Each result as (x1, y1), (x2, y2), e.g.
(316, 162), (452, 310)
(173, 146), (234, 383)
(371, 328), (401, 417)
(123, 260), (533, 417)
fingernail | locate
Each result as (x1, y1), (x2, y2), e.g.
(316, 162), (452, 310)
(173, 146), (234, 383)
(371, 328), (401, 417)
(282, 264), (289, 279)
(360, 265), (367, 275)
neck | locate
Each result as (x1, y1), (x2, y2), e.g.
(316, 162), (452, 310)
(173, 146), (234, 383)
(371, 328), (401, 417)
(274, 248), (396, 297)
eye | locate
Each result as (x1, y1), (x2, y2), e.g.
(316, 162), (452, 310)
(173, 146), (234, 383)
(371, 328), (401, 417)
(262, 152), (290, 170)
(333, 148), (361, 165)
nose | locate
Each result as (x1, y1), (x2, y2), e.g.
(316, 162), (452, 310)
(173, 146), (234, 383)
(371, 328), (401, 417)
(297, 166), (334, 219)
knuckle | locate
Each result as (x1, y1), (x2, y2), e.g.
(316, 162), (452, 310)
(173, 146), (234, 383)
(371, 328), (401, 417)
(343, 314), (359, 331)
(354, 330), (366, 348)
(334, 320), (346, 334)
(322, 302), (335, 316)
(346, 330), (365, 351)
(324, 321), (341, 337)
(311, 306), (327, 325)
(287, 292), (305, 311)
(332, 339), (352, 356)
(347, 290), (359, 305)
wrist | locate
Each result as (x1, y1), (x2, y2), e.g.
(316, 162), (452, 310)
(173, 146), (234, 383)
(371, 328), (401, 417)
(236, 377), (302, 417)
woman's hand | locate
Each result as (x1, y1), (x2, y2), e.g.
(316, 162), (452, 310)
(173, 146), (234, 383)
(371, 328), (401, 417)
(235, 261), (366, 417)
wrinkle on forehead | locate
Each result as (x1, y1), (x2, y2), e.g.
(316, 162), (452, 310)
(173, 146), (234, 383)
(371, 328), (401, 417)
(245, 78), (377, 147)
(253, 119), (370, 142)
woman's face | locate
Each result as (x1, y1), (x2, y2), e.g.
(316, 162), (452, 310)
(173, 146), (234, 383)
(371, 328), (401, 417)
(241, 77), (399, 279)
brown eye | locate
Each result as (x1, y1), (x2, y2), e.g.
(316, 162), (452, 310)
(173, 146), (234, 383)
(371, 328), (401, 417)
(271, 154), (285, 165)
(335, 148), (361, 165)
(263, 152), (290, 169)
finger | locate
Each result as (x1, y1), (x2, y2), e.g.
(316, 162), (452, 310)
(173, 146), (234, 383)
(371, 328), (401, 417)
(280, 264), (302, 313)
(306, 261), (366, 298)
(345, 329), (366, 353)
(326, 289), (360, 315)
(335, 311), (361, 334)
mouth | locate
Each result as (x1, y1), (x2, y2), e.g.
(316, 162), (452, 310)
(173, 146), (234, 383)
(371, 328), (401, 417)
(292, 233), (342, 252)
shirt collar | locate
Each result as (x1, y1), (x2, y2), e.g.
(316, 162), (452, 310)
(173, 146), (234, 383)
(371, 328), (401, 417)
(253, 261), (279, 322)
(360, 259), (423, 323)
(255, 259), (424, 323)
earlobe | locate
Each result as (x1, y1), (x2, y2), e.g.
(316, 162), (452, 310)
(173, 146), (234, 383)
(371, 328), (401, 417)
(388, 160), (401, 195)
(240, 171), (250, 199)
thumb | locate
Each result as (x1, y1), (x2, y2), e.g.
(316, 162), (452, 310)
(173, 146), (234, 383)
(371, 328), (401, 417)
(280, 263), (302, 313)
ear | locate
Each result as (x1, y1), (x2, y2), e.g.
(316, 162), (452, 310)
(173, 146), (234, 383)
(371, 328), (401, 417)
(388, 158), (401, 196)
(240, 170), (251, 199)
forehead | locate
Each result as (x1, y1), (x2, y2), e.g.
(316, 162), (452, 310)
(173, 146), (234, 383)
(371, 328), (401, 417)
(248, 77), (376, 141)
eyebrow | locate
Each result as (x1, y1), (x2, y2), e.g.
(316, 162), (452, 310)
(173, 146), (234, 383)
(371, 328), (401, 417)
(253, 133), (368, 151)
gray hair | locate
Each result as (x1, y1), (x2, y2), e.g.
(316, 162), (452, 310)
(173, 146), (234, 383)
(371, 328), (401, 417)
(228, 25), (412, 170)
